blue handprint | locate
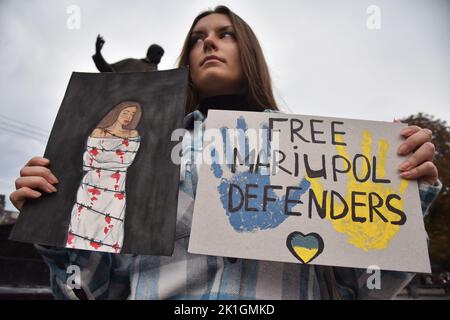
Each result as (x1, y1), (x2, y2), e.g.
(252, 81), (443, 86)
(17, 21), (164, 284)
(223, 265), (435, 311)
(210, 116), (311, 233)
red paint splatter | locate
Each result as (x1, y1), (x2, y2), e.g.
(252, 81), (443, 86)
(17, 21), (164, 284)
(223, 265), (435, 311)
(122, 139), (129, 147)
(77, 205), (83, 213)
(88, 187), (101, 196)
(89, 241), (102, 250)
(88, 187), (101, 205)
(112, 242), (120, 253)
(104, 221), (113, 235)
(96, 169), (101, 178)
(111, 172), (121, 184)
(88, 148), (99, 167)
(67, 233), (74, 245)
(89, 147), (99, 156)
(114, 193), (125, 200)
(116, 149), (125, 163)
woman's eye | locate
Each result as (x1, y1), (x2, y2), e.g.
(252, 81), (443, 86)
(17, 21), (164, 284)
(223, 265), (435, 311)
(190, 36), (203, 46)
(222, 31), (235, 39)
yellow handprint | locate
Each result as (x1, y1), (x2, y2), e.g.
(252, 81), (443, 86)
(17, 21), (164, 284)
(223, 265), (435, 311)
(307, 130), (409, 251)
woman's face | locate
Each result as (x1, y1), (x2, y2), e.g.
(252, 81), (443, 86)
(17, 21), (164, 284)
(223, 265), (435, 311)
(189, 13), (245, 99)
(117, 106), (137, 126)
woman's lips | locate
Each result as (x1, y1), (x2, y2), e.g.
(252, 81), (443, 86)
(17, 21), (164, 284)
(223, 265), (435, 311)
(201, 56), (225, 66)
(205, 58), (221, 63)
(202, 59), (223, 67)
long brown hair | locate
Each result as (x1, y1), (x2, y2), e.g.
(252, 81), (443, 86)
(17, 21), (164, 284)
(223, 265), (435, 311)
(96, 101), (142, 130)
(177, 5), (279, 114)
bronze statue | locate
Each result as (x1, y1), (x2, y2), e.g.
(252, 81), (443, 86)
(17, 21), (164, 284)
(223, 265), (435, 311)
(92, 35), (164, 72)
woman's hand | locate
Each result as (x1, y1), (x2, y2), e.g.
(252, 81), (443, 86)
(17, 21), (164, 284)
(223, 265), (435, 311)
(397, 125), (439, 185)
(10, 156), (59, 211)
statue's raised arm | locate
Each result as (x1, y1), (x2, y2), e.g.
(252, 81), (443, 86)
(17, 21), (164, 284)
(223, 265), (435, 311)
(92, 34), (114, 72)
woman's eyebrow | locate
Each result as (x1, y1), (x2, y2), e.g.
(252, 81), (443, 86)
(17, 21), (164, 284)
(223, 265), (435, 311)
(218, 25), (234, 32)
(191, 25), (234, 35)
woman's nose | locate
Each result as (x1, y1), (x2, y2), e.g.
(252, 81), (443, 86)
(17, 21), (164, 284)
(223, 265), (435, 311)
(203, 36), (217, 52)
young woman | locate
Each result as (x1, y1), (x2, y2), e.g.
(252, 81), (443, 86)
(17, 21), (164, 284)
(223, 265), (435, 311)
(10, 6), (441, 300)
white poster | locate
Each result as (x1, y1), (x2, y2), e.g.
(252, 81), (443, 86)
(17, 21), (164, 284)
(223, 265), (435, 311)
(188, 110), (431, 273)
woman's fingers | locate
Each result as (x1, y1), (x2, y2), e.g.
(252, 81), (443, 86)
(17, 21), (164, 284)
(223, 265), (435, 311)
(398, 142), (435, 172)
(10, 156), (57, 210)
(398, 127), (432, 155)
(399, 125), (421, 138)
(25, 156), (50, 167)
(400, 161), (438, 185)
(20, 166), (58, 184)
(15, 176), (57, 193)
(10, 187), (42, 210)
(396, 125), (439, 184)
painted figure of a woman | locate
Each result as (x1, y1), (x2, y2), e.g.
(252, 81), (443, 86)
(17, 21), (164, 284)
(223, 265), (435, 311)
(66, 101), (142, 253)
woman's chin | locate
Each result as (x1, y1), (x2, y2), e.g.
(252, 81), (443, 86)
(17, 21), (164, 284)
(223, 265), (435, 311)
(197, 73), (235, 90)
(198, 68), (226, 80)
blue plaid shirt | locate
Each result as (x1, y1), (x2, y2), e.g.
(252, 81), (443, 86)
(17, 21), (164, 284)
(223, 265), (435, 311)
(35, 110), (442, 300)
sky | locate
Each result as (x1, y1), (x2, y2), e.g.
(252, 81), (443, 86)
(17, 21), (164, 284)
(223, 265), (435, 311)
(0, 0), (449, 210)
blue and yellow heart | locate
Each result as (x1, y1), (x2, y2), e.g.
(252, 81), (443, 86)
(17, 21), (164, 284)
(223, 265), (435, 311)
(286, 232), (324, 264)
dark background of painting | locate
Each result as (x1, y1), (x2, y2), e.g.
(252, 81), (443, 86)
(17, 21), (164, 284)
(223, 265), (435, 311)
(9, 68), (188, 256)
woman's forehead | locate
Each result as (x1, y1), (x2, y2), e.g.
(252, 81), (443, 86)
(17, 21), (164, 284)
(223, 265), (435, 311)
(122, 106), (137, 112)
(193, 13), (232, 32)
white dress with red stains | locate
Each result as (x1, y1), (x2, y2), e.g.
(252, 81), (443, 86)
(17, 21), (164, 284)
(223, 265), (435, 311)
(66, 135), (140, 253)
